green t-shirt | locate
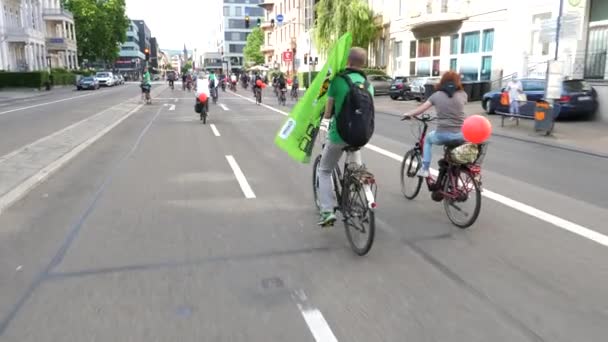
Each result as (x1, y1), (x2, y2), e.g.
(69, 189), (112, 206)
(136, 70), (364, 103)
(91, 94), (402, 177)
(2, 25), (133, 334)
(327, 72), (375, 144)
(143, 72), (151, 85)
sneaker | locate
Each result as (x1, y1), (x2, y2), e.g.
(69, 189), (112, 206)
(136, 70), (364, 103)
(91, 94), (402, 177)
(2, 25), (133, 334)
(318, 211), (336, 227)
(416, 168), (429, 178)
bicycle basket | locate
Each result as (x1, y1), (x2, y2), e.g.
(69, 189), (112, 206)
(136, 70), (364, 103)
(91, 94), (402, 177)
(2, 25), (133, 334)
(450, 143), (480, 165)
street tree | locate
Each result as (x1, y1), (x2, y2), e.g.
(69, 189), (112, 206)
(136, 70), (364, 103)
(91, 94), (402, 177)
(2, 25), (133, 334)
(314, 0), (379, 54)
(243, 28), (265, 65)
(64, 0), (129, 66)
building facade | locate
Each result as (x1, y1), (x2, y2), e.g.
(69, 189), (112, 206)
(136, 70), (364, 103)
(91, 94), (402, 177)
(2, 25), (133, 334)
(150, 37), (159, 69)
(43, 0), (77, 70)
(220, 0), (265, 72)
(0, 0), (47, 71)
(133, 20), (151, 55)
(114, 21), (145, 80)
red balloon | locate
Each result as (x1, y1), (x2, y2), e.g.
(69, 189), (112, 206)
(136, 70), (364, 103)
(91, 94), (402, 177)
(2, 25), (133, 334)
(462, 115), (492, 144)
(198, 93), (207, 103)
(256, 80), (263, 87)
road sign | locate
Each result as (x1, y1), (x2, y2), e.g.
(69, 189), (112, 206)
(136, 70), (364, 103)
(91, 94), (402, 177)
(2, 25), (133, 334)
(282, 51), (293, 62)
(276, 14), (284, 23)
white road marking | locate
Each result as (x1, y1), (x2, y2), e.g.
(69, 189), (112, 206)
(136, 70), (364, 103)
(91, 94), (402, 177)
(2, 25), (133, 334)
(292, 290), (338, 342)
(0, 104), (143, 215)
(220, 103), (229, 111)
(225, 155), (256, 199)
(169, 104), (176, 111)
(230, 91), (608, 248)
(210, 124), (221, 137)
(16, 265), (22, 271)
(0, 92), (98, 116)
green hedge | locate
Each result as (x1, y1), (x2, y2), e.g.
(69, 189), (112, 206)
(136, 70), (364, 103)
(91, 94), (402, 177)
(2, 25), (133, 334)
(50, 70), (76, 85)
(0, 72), (49, 88)
(363, 68), (388, 76)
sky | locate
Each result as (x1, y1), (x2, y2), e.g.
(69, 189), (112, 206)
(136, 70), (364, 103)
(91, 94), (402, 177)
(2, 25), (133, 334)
(126, 0), (221, 55)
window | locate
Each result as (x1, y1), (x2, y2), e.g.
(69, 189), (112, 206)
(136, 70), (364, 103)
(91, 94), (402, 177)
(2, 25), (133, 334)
(461, 31), (480, 54)
(584, 23), (608, 78)
(418, 39), (431, 57)
(245, 7), (264, 16)
(418, 60), (431, 77)
(450, 58), (457, 71)
(409, 61), (416, 75)
(482, 29), (494, 52)
(481, 56), (492, 80)
(409, 41), (416, 58)
(394, 41), (403, 71)
(450, 35), (459, 54)
(432, 37), (441, 56)
(229, 44), (245, 53)
(224, 6), (230, 16)
(228, 19), (247, 29)
(460, 55), (479, 81)
(522, 80), (545, 91)
(235, 6), (242, 16)
(531, 13), (551, 56)
(432, 59), (440, 76)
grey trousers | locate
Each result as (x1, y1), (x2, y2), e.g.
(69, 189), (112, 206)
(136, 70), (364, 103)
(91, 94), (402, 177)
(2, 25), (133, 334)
(318, 140), (362, 212)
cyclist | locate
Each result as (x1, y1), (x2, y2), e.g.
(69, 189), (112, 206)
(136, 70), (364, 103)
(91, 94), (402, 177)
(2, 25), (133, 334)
(230, 73), (238, 90)
(208, 71), (218, 99)
(401, 70), (467, 178)
(252, 72), (263, 99)
(182, 72), (188, 90)
(278, 73), (287, 102)
(167, 71), (175, 89)
(317, 47), (374, 226)
(141, 66), (152, 101)
(291, 74), (299, 97)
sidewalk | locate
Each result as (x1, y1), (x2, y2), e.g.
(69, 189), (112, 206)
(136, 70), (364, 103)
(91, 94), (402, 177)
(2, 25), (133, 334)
(374, 96), (608, 158)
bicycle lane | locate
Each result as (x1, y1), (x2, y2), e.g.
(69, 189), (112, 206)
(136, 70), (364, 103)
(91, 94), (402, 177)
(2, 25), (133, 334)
(228, 89), (608, 341)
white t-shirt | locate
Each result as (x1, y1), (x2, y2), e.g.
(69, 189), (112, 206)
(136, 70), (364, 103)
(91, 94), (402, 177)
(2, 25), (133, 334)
(507, 80), (523, 102)
(196, 77), (210, 98)
(230, 74), (237, 82)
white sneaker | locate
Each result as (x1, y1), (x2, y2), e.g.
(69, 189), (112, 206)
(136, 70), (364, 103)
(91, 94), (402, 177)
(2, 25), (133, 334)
(416, 168), (429, 178)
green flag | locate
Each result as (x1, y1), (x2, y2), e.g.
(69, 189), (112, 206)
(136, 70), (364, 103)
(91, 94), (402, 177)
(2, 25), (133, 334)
(274, 33), (352, 163)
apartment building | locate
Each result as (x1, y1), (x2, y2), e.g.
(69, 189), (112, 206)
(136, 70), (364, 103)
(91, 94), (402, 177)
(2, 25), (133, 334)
(219, 0), (265, 72)
(258, 0), (322, 76)
(43, 0), (77, 70)
(114, 21), (145, 79)
(0, 0), (47, 71)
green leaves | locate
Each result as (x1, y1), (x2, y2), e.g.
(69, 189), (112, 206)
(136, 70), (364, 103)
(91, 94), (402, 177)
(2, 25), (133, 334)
(64, 0), (130, 64)
(243, 27), (265, 65)
(314, 0), (379, 54)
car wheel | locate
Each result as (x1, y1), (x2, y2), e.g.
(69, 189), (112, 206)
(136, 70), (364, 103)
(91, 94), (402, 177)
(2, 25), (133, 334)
(484, 99), (495, 114)
(390, 95), (399, 100)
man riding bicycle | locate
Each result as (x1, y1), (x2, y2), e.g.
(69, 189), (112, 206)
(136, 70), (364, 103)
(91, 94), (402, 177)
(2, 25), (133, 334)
(141, 66), (152, 102)
(252, 73), (263, 99)
(208, 70), (219, 100)
(317, 47), (375, 226)
(401, 71), (467, 178)
(167, 71), (175, 89)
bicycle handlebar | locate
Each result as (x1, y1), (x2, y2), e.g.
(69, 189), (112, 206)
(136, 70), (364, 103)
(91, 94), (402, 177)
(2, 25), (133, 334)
(401, 113), (436, 122)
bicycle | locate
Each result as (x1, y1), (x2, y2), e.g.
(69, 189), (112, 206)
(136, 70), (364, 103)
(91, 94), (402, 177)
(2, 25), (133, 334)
(400, 114), (487, 228)
(290, 86), (299, 101)
(278, 88), (287, 106)
(254, 87), (262, 105)
(211, 87), (218, 105)
(312, 130), (378, 256)
(140, 83), (152, 105)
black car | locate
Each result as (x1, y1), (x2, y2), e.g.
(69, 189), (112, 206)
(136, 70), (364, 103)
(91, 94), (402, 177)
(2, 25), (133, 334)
(389, 76), (411, 100)
(482, 79), (598, 120)
(76, 77), (99, 90)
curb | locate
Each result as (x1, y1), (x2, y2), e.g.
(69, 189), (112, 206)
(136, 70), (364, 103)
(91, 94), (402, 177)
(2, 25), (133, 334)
(376, 110), (608, 159)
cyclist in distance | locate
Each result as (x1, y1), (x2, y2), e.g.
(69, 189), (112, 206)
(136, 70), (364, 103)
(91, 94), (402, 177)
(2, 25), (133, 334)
(401, 71), (467, 178)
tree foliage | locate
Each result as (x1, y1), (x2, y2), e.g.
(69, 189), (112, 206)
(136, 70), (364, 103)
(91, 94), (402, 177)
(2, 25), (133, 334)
(243, 28), (265, 65)
(64, 0), (129, 64)
(314, 0), (379, 54)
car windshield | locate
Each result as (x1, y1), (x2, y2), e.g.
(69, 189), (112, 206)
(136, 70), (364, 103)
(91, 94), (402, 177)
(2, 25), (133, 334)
(563, 80), (591, 92)
(522, 80), (545, 91)
(82, 77), (94, 82)
(96, 73), (109, 78)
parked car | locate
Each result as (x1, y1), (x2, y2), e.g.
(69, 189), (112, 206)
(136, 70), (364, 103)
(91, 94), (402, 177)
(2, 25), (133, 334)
(118, 74), (125, 84)
(76, 76), (99, 90)
(482, 78), (598, 120)
(409, 77), (440, 102)
(389, 76), (412, 100)
(368, 75), (393, 95)
(95, 72), (115, 87)
(112, 74), (122, 86)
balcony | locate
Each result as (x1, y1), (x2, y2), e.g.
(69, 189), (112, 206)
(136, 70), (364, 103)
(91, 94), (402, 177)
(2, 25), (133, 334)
(1, 26), (45, 42)
(260, 21), (274, 32)
(43, 8), (74, 22)
(258, 1), (274, 11)
(261, 45), (275, 53)
(406, 0), (468, 38)
(46, 37), (77, 50)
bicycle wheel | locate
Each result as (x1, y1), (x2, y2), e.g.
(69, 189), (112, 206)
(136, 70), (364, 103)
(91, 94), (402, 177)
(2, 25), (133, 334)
(443, 168), (481, 228)
(342, 176), (375, 256)
(400, 150), (423, 200)
(312, 155), (322, 210)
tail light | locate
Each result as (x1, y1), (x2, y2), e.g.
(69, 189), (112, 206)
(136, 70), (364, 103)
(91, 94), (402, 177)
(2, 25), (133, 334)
(559, 95), (571, 103)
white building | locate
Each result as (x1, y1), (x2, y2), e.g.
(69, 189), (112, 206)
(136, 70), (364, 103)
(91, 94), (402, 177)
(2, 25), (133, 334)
(42, 0), (77, 69)
(219, 0), (265, 72)
(0, 0), (47, 71)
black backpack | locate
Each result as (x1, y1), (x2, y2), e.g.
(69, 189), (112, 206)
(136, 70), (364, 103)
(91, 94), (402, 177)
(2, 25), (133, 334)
(336, 69), (375, 147)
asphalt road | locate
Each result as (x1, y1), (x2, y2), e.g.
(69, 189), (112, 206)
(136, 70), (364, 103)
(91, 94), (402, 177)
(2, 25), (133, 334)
(0, 84), (607, 341)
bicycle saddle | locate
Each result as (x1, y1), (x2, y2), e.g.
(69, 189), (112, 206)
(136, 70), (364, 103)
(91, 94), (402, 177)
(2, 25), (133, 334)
(343, 146), (361, 152)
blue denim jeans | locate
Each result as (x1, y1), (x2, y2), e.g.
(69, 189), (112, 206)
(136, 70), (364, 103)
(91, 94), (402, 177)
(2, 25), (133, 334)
(422, 130), (464, 169)
(509, 100), (519, 114)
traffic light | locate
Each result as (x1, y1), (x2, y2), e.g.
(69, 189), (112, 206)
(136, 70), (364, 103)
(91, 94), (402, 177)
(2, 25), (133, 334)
(270, 19), (275, 28)
(144, 48), (150, 61)
(245, 16), (250, 28)
(257, 18), (261, 27)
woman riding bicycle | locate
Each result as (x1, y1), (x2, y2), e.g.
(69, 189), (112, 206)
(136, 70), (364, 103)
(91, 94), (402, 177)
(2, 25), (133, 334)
(401, 71), (467, 178)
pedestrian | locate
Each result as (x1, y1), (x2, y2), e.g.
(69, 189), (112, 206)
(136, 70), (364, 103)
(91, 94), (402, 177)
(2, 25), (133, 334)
(506, 74), (524, 117)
